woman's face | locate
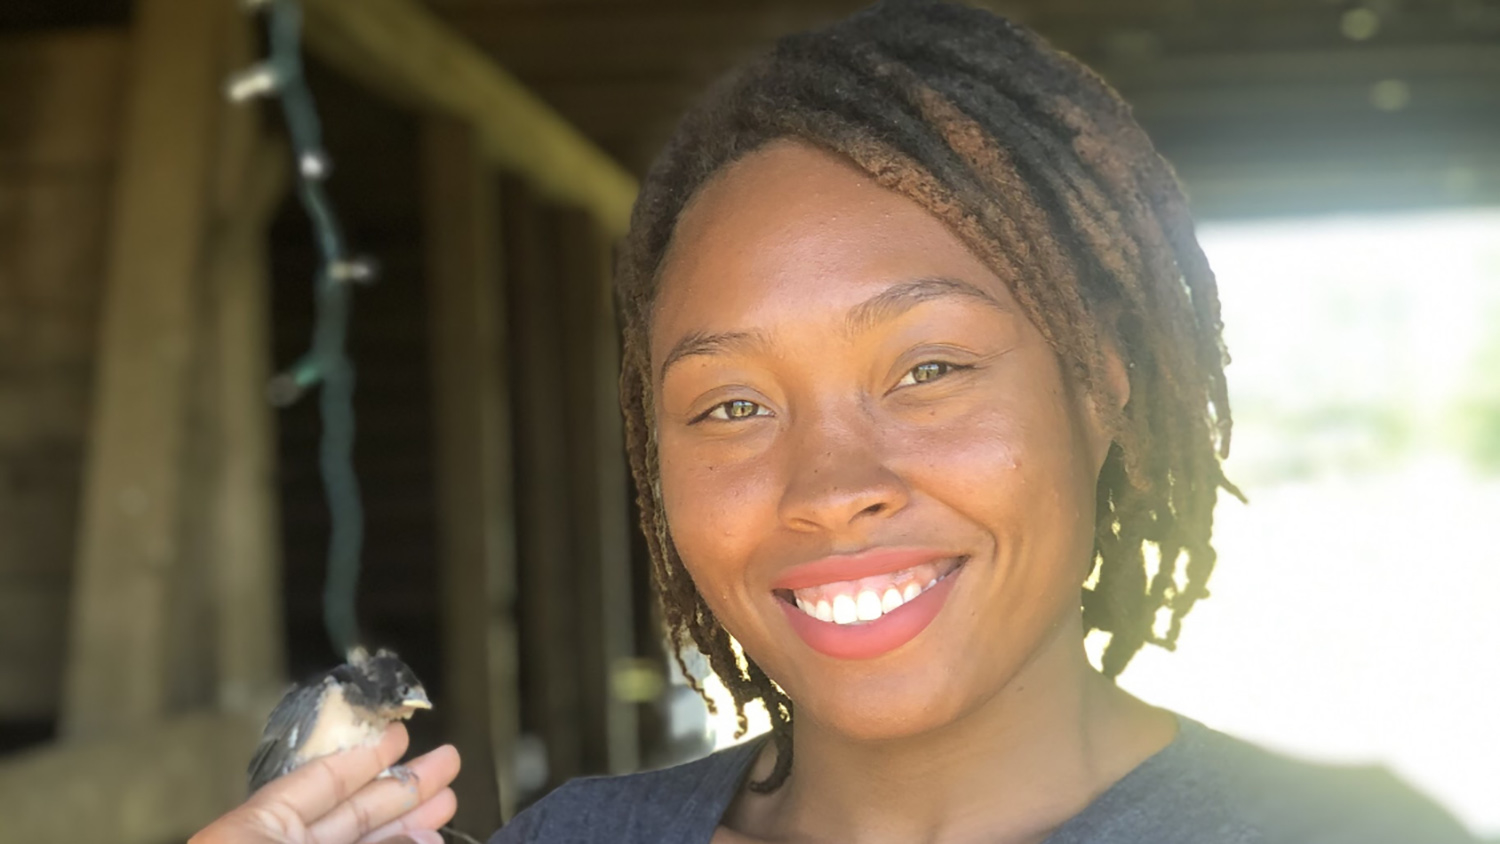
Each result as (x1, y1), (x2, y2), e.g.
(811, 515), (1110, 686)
(650, 140), (1120, 740)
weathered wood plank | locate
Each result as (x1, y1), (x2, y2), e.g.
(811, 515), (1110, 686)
(422, 115), (516, 826)
(0, 30), (127, 171)
(61, 0), (230, 738)
(300, 0), (636, 236)
(0, 710), (259, 844)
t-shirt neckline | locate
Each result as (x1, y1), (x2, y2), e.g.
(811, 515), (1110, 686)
(684, 713), (1203, 844)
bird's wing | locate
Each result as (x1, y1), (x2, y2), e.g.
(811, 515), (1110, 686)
(247, 675), (332, 795)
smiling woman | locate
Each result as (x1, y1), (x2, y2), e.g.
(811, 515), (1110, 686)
(476, 1), (1480, 843)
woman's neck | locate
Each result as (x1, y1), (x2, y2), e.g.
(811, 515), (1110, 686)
(723, 622), (1176, 844)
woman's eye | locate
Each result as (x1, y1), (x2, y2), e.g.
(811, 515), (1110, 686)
(898, 361), (963, 387)
(703, 399), (767, 422)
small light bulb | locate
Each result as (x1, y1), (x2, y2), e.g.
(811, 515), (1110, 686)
(329, 257), (379, 284)
(226, 64), (281, 102)
(265, 373), (306, 407)
(300, 151), (331, 180)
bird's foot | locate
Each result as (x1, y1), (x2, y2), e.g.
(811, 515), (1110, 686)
(377, 764), (417, 787)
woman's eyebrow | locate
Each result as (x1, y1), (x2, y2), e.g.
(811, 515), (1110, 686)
(845, 276), (1010, 337)
(657, 277), (1005, 383)
(658, 328), (772, 383)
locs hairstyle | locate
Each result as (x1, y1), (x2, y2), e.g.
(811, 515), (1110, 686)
(616, 0), (1243, 790)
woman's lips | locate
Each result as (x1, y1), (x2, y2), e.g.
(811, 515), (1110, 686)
(771, 547), (960, 591)
(776, 555), (966, 660)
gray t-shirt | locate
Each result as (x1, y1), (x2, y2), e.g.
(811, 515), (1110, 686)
(486, 716), (1477, 843)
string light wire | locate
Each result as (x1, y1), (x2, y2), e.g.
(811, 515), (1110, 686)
(230, 0), (372, 657)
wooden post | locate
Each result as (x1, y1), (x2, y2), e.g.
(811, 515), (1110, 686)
(423, 115), (517, 827)
(62, 0), (230, 737)
(205, 138), (291, 717)
(205, 5), (290, 719)
(503, 179), (585, 791)
(556, 207), (640, 774)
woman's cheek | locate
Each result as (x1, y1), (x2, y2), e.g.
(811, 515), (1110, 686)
(660, 444), (776, 585)
(899, 405), (1025, 487)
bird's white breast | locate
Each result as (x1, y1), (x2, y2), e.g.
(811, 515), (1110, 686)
(300, 684), (384, 758)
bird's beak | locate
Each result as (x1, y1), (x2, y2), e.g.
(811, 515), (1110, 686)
(401, 689), (432, 710)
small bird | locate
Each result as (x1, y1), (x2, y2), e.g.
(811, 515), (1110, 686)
(248, 646), (433, 794)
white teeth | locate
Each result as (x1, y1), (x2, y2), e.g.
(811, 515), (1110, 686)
(881, 588), (903, 613)
(832, 594), (859, 625)
(793, 563), (960, 624)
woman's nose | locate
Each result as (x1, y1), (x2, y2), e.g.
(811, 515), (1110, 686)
(776, 416), (910, 534)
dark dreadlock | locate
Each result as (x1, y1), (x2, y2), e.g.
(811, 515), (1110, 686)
(615, 0), (1243, 792)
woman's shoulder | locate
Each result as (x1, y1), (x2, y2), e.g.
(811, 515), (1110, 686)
(1060, 716), (1478, 844)
(485, 739), (763, 844)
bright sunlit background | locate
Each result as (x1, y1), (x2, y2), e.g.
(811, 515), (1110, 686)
(1120, 208), (1500, 837)
(702, 208), (1500, 837)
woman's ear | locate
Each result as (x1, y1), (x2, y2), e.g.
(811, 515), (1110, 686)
(1101, 330), (1131, 417)
(1081, 305), (1132, 474)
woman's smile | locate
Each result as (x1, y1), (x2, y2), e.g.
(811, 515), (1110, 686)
(775, 548), (970, 661)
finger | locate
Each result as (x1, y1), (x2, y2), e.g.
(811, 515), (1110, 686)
(307, 744), (460, 844)
(356, 788), (458, 844)
(373, 832), (443, 844)
(251, 724), (410, 824)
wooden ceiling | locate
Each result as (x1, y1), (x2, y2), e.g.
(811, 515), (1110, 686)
(422, 0), (1500, 217)
(3, 0), (1498, 216)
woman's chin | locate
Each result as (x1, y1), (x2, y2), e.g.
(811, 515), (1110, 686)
(790, 673), (977, 744)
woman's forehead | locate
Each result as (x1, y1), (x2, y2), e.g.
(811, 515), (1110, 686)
(650, 141), (1020, 361)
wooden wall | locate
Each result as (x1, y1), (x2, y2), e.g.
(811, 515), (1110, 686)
(0, 30), (126, 727)
(0, 4), (653, 835)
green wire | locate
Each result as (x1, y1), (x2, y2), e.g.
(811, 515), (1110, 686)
(249, 0), (369, 658)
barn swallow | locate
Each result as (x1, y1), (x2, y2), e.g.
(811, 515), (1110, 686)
(248, 646), (433, 794)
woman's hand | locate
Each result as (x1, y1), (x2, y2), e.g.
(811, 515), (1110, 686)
(190, 723), (461, 844)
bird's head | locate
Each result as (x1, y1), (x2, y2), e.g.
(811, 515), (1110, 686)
(345, 646), (432, 719)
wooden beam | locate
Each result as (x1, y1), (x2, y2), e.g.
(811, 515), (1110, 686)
(62, 0), (231, 738)
(422, 115), (517, 826)
(0, 711), (259, 844)
(300, 0), (636, 237)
